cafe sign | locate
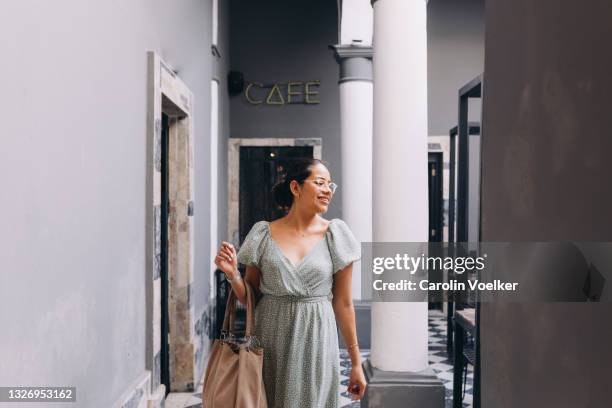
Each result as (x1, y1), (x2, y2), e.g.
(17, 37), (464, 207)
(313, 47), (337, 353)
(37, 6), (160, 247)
(245, 81), (320, 105)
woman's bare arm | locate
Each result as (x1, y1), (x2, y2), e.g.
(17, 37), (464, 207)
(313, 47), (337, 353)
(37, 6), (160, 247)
(228, 265), (262, 305)
(214, 242), (261, 305)
(332, 263), (367, 400)
(332, 264), (360, 364)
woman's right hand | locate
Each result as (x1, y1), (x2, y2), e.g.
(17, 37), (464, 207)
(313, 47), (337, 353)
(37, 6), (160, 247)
(214, 241), (239, 279)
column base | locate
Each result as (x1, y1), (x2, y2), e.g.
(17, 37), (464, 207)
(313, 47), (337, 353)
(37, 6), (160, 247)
(114, 371), (167, 408)
(361, 359), (445, 408)
(148, 383), (166, 408)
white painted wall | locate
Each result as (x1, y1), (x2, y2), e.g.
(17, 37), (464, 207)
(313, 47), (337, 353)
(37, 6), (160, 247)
(0, 0), (221, 405)
(210, 79), (219, 299)
(340, 0), (373, 45)
(212, 0), (219, 47)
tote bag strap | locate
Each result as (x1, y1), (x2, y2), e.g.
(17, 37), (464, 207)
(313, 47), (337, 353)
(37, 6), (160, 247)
(221, 280), (257, 337)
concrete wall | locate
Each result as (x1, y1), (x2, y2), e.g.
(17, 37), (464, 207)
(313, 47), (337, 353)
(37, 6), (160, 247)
(229, 0), (342, 219)
(0, 0), (218, 406)
(480, 0), (612, 405)
(427, 0), (485, 136)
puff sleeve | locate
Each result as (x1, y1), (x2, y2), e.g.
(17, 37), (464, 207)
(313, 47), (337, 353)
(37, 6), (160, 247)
(327, 219), (361, 273)
(236, 221), (268, 268)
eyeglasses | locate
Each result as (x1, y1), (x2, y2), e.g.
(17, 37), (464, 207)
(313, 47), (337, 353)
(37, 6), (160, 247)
(305, 178), (338, 194)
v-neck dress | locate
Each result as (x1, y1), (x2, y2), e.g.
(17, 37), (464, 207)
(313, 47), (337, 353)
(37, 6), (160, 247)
(236, 218), (361, 408)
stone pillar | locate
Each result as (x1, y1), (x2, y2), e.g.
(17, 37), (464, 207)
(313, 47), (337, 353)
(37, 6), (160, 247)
(364, 0), (444, 406)
(331, 45), (373, 300)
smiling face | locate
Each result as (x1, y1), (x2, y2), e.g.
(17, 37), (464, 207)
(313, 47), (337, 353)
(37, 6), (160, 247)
(290, 162), (335, 214)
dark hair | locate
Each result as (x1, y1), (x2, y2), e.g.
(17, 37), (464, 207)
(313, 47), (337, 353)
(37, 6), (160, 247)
(272, 158), (327, 210)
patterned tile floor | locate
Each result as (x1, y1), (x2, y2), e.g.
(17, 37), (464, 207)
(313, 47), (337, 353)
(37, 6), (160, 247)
(338, 310), (473, 408)
(427, 310), (474, 408)
(167, 310), (473, 408)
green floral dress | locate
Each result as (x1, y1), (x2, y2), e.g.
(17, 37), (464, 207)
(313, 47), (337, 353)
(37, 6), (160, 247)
(236, 218), (361, 408)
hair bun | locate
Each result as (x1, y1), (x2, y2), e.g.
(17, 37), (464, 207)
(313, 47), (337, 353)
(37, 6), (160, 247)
(272, 176), (292, 210)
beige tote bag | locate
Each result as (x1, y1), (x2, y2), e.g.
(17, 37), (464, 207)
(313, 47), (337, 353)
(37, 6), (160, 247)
(203, 281), (267, 408)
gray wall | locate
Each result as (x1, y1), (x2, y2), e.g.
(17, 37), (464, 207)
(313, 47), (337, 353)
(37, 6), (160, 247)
(192, 0), (231, 381)
(195, 0), (231, 315)
(229, 0), (342, 219)
(428, 0), (485, 136)
(214, 0), (231, 265)
(0, 1), (218, 406)
(481, 0), (612, 405)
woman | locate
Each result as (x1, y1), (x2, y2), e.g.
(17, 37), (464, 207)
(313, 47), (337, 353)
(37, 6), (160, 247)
(214, 158), (367, 407)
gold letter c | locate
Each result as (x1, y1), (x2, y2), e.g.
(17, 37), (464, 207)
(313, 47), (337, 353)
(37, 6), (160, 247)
(245, 82), (264, 104)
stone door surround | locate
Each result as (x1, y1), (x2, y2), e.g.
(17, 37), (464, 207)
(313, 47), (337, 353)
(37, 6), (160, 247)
(227, 138), (322, 245)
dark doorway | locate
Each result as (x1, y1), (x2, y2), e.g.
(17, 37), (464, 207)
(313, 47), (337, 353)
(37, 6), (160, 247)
(428, 152), (444, 242)
(160, 113), (170, 394)
(428, 152), (444, 310)
(239, 146), (314, 243)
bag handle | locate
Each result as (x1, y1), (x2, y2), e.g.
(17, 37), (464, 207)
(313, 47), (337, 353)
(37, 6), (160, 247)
(224, 285), (242, 334)
(224, 281), (256, 337)
(221, 279), (256, 338)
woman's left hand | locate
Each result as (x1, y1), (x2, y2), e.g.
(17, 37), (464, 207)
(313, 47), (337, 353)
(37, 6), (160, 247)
(347, 365), (367, 400)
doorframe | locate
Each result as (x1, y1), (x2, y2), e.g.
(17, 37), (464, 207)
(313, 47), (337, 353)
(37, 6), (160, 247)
(146, 51), (196, 396)
(227, 138), (322, 244)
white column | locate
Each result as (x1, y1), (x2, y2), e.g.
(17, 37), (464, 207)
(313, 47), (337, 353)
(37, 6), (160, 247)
(332, 45), (374, 300)
(371, 0), (429, 372)
(341, 81), (372, 299)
